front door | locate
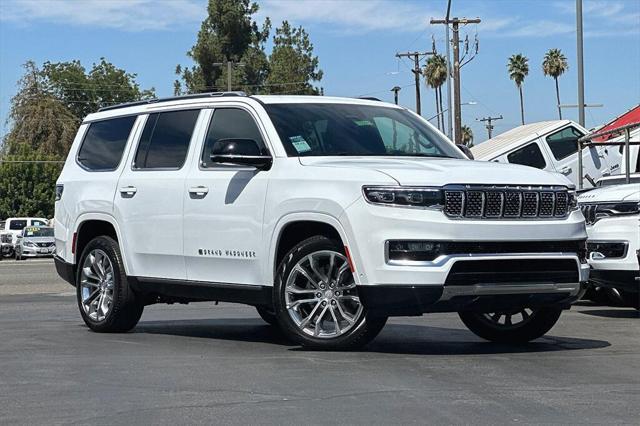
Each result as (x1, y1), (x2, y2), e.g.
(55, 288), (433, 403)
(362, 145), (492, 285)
(114, 109), (203, 280)
(543, 125), (601, 187)
(183, 107), (271, 285)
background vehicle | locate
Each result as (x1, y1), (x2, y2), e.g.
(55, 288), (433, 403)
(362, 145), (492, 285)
(55, 93), (588, 349)
(1, 217), (49, 245)
(1, 231), (14, 259)
(471, 120), (629, 188)
(595, 173), (640, 187)
(579, 183), (639, 309)
(14, 226), (56, 260)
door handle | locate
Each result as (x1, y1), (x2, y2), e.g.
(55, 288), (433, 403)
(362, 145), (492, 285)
(188, 186), (209, 197)
(560, 166), (572, 175)
(119, 186), (137, 197)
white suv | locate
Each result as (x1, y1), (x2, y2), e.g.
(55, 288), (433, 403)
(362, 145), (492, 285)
(54, 93), (589, 349)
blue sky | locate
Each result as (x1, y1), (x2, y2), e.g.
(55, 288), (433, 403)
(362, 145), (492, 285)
(1, 0), (639, 142)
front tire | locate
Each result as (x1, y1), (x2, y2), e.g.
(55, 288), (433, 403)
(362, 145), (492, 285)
(255, 306), (278, 326)
(459, 307), (562, 343)
(273, 236), (387, 350)
(76, 236), (143, 332)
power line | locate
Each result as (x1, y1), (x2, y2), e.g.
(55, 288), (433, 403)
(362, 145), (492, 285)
(476, 115), (503, 139)
(395, 51), (434, 115)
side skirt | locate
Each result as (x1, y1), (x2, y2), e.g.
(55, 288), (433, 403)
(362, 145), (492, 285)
(128, 276), (272, 307)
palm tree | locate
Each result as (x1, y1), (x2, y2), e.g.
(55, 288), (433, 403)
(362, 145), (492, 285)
(507, 54), (529, 125)
(423, 54), (448, 131)
(542, 48), (569, 119)
(461, 125), (474, 147)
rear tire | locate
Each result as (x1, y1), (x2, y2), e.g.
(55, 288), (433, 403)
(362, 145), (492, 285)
(459, 307), (562, 343)
(76, 236), (143, 332)
(256, 306), (278, 326)
(273, 236), (387, 350)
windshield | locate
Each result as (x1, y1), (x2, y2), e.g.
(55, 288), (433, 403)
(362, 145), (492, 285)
(597, 176), (640, 186)
(265, 103), (463, 158)
(23, 227), (54, 237)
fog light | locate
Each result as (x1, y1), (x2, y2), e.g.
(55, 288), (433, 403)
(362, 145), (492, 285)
(388, 240), (443, 262)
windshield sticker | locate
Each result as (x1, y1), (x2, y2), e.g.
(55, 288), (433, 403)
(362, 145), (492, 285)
(354, 119), (374, 127)
(290, 135), (311, 153)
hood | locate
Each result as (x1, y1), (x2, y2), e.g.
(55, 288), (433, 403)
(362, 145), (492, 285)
(299, 157), (570, 187)
(578, 183), (640, 204)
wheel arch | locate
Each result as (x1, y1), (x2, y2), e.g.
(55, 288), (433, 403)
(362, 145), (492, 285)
(269, 213), (358, 285)
(73, 213), (131, 274)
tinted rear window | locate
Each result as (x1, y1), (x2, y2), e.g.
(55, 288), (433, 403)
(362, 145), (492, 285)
(77, 116), (137, 171)
(507, 142), (547, 169)
(9, 220), (27, 230)
(134, 110), (200, 169)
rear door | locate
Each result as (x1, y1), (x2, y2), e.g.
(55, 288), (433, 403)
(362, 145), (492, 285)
(183, 107), (271, 285)
(114, 109), (204, 280)
(505, 140), (555, 172)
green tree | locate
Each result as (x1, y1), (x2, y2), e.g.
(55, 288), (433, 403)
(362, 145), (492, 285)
(2, 61), (78, 157)
(461, 125), (474, 147)
(175, 0), (268, 94)
(266, 21), (323, 95)
(42, 58), (155, 120)
(423, 54), (447, 131)
(0, 144), (62, 218)
(507, 53), (529, 126)
(542, 48), (569, 120)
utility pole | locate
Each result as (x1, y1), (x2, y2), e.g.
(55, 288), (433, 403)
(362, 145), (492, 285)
(431, 17), (481, 144)
(391, 86), (401, 105)
(576, 0), (585, 126)
(212, 60), (245, 91)
(477, 115), (503, 140)
(395, 51), (433, 115)
(444, 0), (453, 139)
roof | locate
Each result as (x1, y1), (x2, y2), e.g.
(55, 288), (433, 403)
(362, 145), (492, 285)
(471, 120), (572, 160)
(86, 94), (400, 123)
(593, 104), (640, 142)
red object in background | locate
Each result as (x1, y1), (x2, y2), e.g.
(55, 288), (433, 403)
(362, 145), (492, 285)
(593, 105), (640, 142)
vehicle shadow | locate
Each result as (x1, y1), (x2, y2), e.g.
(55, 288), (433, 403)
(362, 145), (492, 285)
(578, 309), (639, 319)
(134, 318), (610, 355)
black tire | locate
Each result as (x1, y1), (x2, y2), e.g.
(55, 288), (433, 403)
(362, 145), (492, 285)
(76, 236), (143, 333)
(459, 307), (563, 343)
(255, 306), (278, 326)
(273, 235), (387, 350)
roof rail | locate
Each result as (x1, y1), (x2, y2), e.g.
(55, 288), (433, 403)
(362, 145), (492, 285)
(98, 91), (248, 112)
(358, 96), (382, 102)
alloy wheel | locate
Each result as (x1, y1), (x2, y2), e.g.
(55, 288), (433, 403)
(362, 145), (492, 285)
(80, 249), (114, 322)
(285, 250), (363, 338)
(482, 308), (535, 329)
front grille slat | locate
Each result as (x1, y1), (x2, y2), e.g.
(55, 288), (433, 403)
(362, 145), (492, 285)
(443, 186), (571, 220)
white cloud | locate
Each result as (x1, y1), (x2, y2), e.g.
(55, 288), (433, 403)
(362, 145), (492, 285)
(0, 0), (205, 31)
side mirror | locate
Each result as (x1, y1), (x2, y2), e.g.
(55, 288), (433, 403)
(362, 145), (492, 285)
(210, 138), (272, 170)
(456, 144), (474, 160)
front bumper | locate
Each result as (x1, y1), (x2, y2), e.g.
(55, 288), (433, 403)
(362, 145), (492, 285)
(585, 215), (639, 292)
(20, 246), (56, 257)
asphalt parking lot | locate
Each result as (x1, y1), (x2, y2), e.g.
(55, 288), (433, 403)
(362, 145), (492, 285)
(0, 259), (638, 425)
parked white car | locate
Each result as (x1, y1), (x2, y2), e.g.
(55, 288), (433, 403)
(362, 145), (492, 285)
(471, 120), (628, 188)
(54, 93), (589, 349)
(1, 217), (49, 245)
(579, 183), (640, 308)
(14, 226), (56, 260)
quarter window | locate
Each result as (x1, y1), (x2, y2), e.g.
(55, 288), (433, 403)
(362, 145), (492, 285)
(201, 109), (267, 167)
(546, 126), (582, 160)
(9, 220), (27, 230)
(77, 116), (136, 171)
(507, 142), (547, 169)
(134, 110), (200, 169)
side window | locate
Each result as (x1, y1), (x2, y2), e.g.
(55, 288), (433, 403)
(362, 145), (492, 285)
(546, 126), (582, 160)
(31, 220), (47, 227)
(77, 116), (137, 171)
(134, 110), (200, 169)
(507, 142), (547, 169)
(9, 220), (27, 230)
(201, 109), (267, 167)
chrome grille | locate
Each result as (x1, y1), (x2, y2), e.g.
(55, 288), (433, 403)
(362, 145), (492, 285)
(443, 185), (570, 220)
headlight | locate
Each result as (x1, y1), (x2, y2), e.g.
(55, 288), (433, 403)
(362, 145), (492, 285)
(24, 241), (35, 247)
(363, 186), (443, 208)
